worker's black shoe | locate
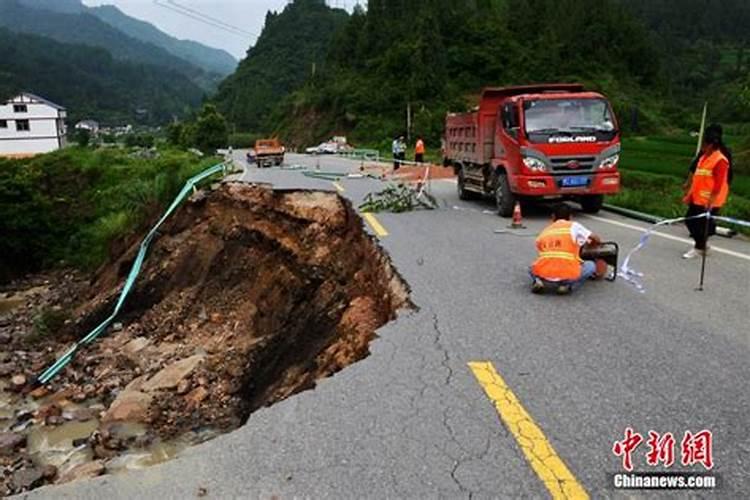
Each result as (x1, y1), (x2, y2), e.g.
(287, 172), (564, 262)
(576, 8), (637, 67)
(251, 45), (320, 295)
(556, 284), (572, 295)
(531, 278), (545, 294)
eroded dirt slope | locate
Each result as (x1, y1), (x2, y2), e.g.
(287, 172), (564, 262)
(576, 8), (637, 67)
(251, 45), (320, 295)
(0, 182), (409, 494)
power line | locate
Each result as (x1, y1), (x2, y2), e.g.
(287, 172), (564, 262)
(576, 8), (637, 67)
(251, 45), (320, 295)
(153, 0), (258, 39)
(153, 1), (249, 37)
(166, 0), (259, 37)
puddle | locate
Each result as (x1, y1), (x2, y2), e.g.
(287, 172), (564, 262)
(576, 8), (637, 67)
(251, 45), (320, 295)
(27, 420), (98, 455)
(104, 427), (219, 473)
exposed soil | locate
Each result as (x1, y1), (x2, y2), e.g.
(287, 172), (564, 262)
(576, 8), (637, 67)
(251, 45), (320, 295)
(0, 182), (410, 495)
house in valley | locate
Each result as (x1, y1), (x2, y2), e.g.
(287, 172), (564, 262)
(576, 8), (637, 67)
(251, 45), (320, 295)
(0, 92), (67, 158)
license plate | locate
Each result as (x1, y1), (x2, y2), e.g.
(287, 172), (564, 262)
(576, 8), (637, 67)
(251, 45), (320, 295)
(561, 176), (588, 187)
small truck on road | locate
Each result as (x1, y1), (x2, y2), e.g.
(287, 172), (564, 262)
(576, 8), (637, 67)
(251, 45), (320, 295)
(443, 84), (621, 215)
(250, 138), (285, 168)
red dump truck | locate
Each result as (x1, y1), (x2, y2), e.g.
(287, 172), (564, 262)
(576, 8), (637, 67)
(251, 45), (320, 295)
(443, 84), (621, 215)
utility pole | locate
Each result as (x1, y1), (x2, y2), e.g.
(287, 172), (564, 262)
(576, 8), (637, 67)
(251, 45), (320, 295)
(406, 102), (412, 142)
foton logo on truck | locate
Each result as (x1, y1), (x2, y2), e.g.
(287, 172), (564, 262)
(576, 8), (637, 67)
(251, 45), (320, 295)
(443, 84), (621, 216)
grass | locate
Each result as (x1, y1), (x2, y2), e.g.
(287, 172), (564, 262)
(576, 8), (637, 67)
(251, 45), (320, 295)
(616, 135), (750, 231)
(0, 146), (222, 281)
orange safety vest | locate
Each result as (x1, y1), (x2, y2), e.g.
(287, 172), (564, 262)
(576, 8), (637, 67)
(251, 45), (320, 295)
(684, 150), (730, 208)
(415, 139), (425, 154)
(531, 220), (582, 281)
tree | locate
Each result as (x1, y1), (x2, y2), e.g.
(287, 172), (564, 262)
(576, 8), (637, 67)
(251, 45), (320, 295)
(167, 122), (184, 145)
(188, 104), (229, 153)
(74, 128), (91, 147)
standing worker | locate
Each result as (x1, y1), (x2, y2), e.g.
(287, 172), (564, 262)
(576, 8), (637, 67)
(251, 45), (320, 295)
(530, 204), (602, 295)
(681, 124), (731, 259)
(398, 135), (407, 167)
(392, 135), (405, 171)
(415, 136), (425, 163)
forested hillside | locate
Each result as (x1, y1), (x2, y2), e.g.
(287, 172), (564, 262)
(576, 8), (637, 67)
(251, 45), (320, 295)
(264, 0), (660, 145)
(213, 0), (348, 131)
(0, 28), (203, 124)
(216, 0), (749, 148)
(620, 0), (750, 122)
(16, 0), (236, 77)
(0, 0), (220, 90)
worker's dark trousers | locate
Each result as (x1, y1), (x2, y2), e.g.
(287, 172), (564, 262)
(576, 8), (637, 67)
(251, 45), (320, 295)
(415, 153), (424, 163)
(685, 204), (720, 250)
(393, 153), (404, 170)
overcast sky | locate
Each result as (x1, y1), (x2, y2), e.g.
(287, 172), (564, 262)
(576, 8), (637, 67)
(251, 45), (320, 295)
(82, 1), (353, 60)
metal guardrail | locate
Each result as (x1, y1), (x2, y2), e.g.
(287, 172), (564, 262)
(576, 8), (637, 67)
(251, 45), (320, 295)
(335, 149), (380, 161)
(36, 162), (229, 385)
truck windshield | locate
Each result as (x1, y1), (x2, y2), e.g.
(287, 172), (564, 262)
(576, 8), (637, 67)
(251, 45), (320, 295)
(524, 99), (617, 142)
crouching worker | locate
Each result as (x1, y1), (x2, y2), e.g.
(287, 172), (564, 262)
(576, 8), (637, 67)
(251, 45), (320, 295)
(530, 204), (601, 295)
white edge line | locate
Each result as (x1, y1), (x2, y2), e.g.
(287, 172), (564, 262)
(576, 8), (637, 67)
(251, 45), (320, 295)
(585, 214), (750, 262)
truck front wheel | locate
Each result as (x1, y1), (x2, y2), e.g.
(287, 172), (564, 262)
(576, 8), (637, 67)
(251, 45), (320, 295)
(494, 171), (516, 217)
(580, 195), (604, 214)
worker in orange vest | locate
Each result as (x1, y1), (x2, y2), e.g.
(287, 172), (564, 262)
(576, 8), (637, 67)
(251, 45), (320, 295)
(681, 124), (731, 259)
(530, 204), (602, 295)
(415, 136), (425, 163)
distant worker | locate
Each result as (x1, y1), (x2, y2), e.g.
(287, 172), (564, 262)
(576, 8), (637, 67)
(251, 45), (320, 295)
(398, 136), (407, 166)
(415, 136), (425, 163)
(530, 204), (601, 295)
(681, 123), (731, 259)
(392, 135), (406, 171)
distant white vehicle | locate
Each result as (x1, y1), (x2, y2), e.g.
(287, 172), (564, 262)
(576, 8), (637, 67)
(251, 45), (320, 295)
(306, 140), (353, 155)
(75, 119), (100, 134)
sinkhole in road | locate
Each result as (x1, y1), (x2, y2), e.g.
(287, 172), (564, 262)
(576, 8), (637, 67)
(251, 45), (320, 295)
(1, 183), (410, 493)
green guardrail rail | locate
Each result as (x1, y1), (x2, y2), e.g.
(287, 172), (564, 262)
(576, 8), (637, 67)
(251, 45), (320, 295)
(36, 162), (228, 386)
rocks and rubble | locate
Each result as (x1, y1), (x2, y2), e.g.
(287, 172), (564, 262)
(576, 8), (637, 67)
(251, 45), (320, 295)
(0, 183), (409, 494)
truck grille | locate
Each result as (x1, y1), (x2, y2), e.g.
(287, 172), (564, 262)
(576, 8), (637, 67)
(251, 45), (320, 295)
(549, 156), (596, 172)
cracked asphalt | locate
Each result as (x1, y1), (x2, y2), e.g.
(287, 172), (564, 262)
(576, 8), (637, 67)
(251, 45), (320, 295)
(25, 153), (750, 499)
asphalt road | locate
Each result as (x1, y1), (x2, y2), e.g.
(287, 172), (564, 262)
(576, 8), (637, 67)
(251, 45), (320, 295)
(28, 153), (750, 499)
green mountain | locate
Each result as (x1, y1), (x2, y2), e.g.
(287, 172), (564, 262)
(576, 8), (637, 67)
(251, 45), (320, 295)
(16, 0), (236, 77)
(267, 0), (661, 146)
(20, 0), (84, 13)
(213, 0), (348, 131)
(0, 27), (203, 124)
(619, 0), (750, 122)
(89, 5), (236, 77)
(0, 0), (217, 90)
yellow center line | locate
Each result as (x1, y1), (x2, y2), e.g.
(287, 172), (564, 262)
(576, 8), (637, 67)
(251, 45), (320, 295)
(361, 212), (389, 238)
(468, 361), (589, 500)
(332, 181), (345, 193)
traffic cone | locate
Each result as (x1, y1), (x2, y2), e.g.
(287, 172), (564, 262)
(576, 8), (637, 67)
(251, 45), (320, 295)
(509, 202), (525, 229)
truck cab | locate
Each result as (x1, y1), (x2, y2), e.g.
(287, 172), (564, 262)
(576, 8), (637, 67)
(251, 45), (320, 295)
(444, 84), (621, 215)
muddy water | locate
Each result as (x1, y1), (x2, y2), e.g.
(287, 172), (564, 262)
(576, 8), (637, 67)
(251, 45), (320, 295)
(0, 295), (25, 316)
(106, 428), (219, 473)
(27, 420), (97, 474)
(1, 384), (215, 482)
(0, 286), (49, 315)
